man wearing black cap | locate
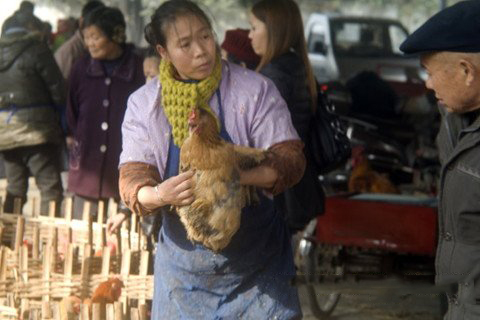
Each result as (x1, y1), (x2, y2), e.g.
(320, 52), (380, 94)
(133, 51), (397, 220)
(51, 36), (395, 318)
(400, 1), (480, 318)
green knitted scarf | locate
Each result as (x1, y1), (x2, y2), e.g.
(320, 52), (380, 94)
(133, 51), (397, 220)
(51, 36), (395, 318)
(159, 56), (222, 147)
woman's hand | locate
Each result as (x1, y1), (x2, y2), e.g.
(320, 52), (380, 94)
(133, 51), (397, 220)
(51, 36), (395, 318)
(137, 171), (195, 210)
(240, 166), (278, 189)
(106, 213), (128, 235)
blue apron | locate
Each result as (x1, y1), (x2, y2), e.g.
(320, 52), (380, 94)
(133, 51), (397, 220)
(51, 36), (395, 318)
(152, 91), (302, 320)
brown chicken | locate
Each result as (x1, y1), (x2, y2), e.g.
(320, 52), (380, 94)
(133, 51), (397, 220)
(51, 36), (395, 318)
(348, 148), (398, 194)
(83, 278), (124, 317)
(90, 277), (124, 304)
(178, 107), (266, 251)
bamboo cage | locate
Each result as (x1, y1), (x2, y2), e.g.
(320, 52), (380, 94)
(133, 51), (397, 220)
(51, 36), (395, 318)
(0, 196), (155, 320)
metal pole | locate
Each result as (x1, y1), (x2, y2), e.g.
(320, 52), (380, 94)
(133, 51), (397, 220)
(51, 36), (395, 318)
(439, 0), (448, 10)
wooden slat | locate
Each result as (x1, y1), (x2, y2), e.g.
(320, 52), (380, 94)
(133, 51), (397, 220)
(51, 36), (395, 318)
(138, 251), (149, 305)
(101, 246), (111, 277)
(14, 216), (25, 252)
(51, 227), (58, 271)
(31, 196), (38, 218)
(82, 201), (91, 222)
(33, 225), (40, 260)
(138, 304), (148, 320)
(42, 245), (52, 303)
(64, 197), (73, 222)
(80, 304), (90, 320)
(88, 214), (93, 249)
(130, 308), (139, 320)
(114, 302), (123, 320)
(97, 201), (106, 248)
(106, 303), (115, 320)
(49, 200), (56, 218)
(80, 243), (92, 299)
(92, 303), (101, 320)
(42, 301), (52, 319)
(13, 197), (22, 214)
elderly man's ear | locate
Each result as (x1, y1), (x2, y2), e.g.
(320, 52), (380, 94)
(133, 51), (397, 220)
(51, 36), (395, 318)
(459, 59), (477, 86)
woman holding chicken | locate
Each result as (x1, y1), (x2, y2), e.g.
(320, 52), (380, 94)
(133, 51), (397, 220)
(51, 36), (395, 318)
(119, 1), (305, 318)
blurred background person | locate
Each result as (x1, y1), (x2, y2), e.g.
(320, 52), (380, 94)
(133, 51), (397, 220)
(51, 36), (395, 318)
(1, 1), (43, 36)
(249, 0), (324, 233)
(51, 17), (78, 52)
(55, 1), (105, 81)
(0, 11), (66, 215)
(66, 6), (144, 220)
(220, 28), (259, 70)
(142, 47), (160, 82)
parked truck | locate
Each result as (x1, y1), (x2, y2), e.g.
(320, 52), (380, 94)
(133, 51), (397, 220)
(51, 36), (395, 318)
(305, 13), (425, 84)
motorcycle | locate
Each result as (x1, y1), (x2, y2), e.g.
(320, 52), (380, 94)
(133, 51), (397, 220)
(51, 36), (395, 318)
(296, 77), (440, 319)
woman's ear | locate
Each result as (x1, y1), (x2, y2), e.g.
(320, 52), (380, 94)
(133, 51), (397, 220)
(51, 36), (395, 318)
(156, 44), (169, 61)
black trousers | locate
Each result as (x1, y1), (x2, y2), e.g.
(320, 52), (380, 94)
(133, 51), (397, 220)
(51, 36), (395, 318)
(2, 143), (63, 216)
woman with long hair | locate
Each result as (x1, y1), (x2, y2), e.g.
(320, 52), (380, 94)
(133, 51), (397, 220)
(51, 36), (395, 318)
(119, 1), (305, 318)
(249, 0), (325, 232)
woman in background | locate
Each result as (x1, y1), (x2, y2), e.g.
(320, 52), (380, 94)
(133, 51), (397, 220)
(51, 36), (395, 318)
(249, 0), (324, 232)
(66, 6), (144, 219)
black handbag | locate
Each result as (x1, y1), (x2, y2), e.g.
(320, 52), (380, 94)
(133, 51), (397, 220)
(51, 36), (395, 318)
(308, 89), (351, 173)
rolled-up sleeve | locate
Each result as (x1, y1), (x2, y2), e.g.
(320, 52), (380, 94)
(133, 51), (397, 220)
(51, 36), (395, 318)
(119, 162), (160, 216)
(264, 140), (305, 195)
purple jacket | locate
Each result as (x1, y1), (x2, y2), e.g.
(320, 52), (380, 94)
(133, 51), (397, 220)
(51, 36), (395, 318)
(67, 45), (145, 199)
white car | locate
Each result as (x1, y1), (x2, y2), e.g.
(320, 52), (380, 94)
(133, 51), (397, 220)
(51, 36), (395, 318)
(305, 13), (426, 84)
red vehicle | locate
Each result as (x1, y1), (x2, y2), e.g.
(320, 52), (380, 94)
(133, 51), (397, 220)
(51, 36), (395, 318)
(297, 193), (437, 318)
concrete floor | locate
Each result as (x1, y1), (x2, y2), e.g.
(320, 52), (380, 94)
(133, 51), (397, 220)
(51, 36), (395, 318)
(298, 277), (443, 320)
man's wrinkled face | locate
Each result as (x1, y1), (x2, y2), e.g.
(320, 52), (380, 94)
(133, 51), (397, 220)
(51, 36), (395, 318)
(422, 52), (480, 113)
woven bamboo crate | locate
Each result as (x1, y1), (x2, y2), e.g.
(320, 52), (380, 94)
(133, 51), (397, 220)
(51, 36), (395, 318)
(0, 196), (155, 319)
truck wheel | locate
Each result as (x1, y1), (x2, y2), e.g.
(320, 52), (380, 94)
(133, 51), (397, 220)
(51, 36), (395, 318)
(304, 242), (340, 319)
(304, 242), (341, 319)
(298, 220), (341, 319)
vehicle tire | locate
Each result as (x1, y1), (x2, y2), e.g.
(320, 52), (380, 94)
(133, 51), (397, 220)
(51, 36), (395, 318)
(298, 219), (341, 319)
(304, 244), (341, 319)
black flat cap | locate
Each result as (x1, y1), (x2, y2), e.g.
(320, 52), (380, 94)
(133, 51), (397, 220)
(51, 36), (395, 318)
(400, 0), (480, 54)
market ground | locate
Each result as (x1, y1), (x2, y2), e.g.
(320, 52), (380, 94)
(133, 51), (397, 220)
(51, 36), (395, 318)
(298, 278), (443, 320)
(0, 177), (443, 320)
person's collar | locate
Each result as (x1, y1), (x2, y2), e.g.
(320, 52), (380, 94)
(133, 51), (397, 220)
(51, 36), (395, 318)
(461, 109), (480, 133)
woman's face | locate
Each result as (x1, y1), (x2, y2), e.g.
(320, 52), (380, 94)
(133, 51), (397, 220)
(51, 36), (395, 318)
(83, 25), (122, 60)
(157, 15), (216, 81)
(248, 13), (268, 56)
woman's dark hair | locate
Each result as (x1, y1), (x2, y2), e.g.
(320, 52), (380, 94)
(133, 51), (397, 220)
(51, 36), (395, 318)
(144, 0), (213, 48)
(81, 1), (105, 19)
(82, 6), (126, 44)
(251, 0), (317, 109)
